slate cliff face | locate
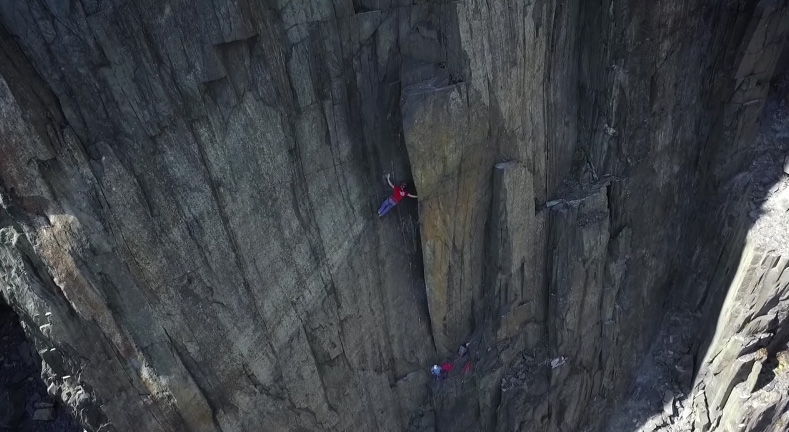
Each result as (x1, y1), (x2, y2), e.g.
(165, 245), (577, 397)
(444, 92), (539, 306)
(0, 1), (787, 431)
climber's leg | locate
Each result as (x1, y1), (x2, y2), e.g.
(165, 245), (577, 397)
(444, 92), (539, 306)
(378, 197), (396, 217)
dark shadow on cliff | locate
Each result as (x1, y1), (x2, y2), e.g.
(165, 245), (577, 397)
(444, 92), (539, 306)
(600, 72), (789, 432)
(0, 299), (80, 432)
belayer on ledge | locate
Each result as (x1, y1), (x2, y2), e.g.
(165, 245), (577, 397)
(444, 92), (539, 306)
(377, 174), (417, 217)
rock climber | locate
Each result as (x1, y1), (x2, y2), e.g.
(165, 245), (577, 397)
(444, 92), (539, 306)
(440, 362), (454, 379)
(431, 364), (441, 380)
(377, 174), (417, 217)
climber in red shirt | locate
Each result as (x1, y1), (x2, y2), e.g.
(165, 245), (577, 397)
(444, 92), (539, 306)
(377, 174), (417, 217)
(440, 362), (454, 379)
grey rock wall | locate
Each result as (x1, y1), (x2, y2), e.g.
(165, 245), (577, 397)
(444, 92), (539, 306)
(0, 0), (788, 431)
(694, 250), (789, 432)
(0, 1), (435, 430)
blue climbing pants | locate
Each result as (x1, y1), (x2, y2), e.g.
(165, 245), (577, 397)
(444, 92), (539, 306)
(378, 197), (397, 216)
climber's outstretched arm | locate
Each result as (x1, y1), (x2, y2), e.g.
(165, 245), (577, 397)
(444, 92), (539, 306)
(407, 193), (417, 198)
(386, 174), (394, 188)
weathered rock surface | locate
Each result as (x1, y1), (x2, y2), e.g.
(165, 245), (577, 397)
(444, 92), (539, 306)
(0, 0), (788, 431)
(603, 246), (789, 432)
(601, 60), (789, 432)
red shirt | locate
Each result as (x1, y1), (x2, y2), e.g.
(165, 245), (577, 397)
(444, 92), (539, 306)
(391, 185), (408, 204)
(441, 362), (454, 372)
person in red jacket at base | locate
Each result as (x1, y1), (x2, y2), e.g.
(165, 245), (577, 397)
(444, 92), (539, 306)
(440, 362), (454, 379)
(377, 174), (417, 217)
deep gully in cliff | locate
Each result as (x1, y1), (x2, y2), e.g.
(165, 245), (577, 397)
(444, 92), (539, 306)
(600, 71), (789, 432)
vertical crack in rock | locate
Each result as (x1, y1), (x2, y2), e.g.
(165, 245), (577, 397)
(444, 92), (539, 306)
(2, 0), (789, 431)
